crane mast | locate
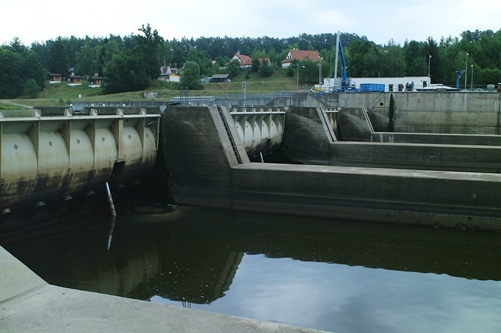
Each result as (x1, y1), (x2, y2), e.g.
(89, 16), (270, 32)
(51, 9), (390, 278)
(333, 31), (348, 91)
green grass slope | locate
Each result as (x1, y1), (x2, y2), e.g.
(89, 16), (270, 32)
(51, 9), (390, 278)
(2, 69), (304, 108)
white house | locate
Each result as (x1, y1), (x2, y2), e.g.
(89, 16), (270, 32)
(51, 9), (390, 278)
(158, 66), (180, 83)
(168, 73), (180, 83)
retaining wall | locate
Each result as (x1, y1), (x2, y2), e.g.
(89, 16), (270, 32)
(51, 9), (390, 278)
(231, 163), (501, 230)
(283, 107), (501, 173)
(335, 92), (501, 134)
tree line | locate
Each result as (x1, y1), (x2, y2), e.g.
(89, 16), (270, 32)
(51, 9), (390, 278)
(1, 25), (501, 98)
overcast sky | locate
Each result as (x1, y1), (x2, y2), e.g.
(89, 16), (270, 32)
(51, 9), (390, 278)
(2, 0), (500, 47)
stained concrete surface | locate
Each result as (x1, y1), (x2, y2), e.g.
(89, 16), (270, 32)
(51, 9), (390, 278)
(0, 247), (330, 333)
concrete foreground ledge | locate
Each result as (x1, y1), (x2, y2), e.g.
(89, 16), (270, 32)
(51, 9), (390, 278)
(0, 247), (330, 333)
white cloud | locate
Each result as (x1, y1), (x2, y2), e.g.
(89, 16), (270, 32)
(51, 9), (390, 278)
(2, 0), (501, 46)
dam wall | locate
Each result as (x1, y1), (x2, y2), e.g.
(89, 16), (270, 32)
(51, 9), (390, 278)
(161, 106), (249, 209)
(328, 142), (501, 172)
(231, 163), (501, 230)
(281, 107), (334, 165)
(270, 92), (501, 134)
(0, 108), (160, 215)
(282, 107), (501, 172)
(334, 92), (501, 134)
(370, 132), (501, 146)
(161, 105), (501, 231)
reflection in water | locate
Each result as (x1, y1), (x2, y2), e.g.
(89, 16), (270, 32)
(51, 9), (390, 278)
(107, 216), (116, 251)
(2, 206), (501, 332)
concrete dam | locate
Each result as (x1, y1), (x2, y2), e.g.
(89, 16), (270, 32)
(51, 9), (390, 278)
(0, 108), (160, 221)
(2, 91), (501, 231)
(162, 92), (501, 231)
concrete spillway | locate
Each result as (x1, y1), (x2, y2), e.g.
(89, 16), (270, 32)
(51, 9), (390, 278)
(0, 108), (160, 217)
(3, 92), (501, 230)
(230, 107), (285, 161)
(284, 106), (501, 173)
(161, 98), (501, 231)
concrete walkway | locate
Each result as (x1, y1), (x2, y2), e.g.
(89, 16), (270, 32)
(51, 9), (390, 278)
(0, 246), (330, 333)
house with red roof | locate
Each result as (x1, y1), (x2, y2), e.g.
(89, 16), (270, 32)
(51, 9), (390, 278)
(226, 52), (253, 69)
(281, 50), (320, 68)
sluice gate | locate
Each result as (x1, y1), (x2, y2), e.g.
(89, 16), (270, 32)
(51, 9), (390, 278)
(229, 106), (285, 161)
(0, 108), (160, 216)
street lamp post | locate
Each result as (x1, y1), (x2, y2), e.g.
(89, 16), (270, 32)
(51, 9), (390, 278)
(318, 57), (323, 86)
(296, 66), (300, 93)
(471, 64), (474, 90)
(428, 55), (432, 83)
(465, 53), (469, 90)
(296, 65), (305, 106)
(296, 65), (305, 93)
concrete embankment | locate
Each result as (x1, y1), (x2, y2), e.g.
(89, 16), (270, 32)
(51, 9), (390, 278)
(161, 105), (501, 231)
(0, 246), (329, 333)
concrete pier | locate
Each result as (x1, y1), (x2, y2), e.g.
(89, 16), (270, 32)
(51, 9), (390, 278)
(0, 246), (329, 333)
(161, 105), (249, 208)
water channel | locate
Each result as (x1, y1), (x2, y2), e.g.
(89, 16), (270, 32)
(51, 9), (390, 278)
(2, 204), (501, 333)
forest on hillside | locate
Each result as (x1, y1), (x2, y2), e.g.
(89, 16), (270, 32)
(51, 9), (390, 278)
(1, 24), (501, 98)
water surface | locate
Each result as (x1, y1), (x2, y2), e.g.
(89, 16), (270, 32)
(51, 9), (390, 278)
(3, 206), (501, 332)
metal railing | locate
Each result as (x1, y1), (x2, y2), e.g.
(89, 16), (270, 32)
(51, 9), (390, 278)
(170, 92), (297, 107)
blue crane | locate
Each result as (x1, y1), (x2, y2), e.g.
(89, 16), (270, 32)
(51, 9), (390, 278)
(338, 38), (348, 89)
(333, 32), (353, 91)
(456, 70), (466, 90)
